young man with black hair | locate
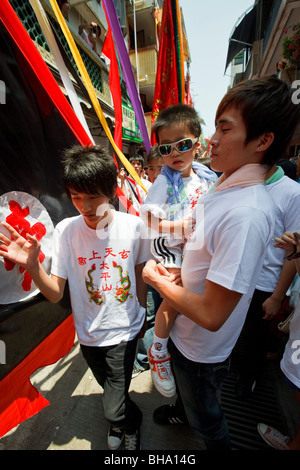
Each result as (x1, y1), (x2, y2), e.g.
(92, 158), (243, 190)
(0, 145), (150, 450)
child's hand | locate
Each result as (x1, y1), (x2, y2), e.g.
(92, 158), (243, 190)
(182, 216), (196, 237)
(0, 221), (41, 271)
(274, 231), (300, 253)
(173, 216), (195, 237)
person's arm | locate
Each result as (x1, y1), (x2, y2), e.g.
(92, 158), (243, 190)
(146, 212), (195, 237)
(275, 230), (300, 278)
(135, 262), (147, 337)
(135, 263), (147, 309)
(118, 168), (127, 195)
(142, 259), (242, 332)
(0, 221), (66, 303)
(262, 259), (297, 319)
(79, 23), (92, 34)
(295, 257), (300, 278)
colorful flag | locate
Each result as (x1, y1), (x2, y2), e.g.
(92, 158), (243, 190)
(0, 0), (92, 437)
(151, 0), (183, 144)
(102, 0), (151, 153)
(172, 0), (185, 103)
(102, 24), (122, 153)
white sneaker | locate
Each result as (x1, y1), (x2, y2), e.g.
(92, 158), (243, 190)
(107, 425), (124, 450)
(147, 347), (176, 398)
(257, 423), (291, 450)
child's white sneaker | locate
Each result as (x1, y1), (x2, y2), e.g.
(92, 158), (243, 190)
(147, 347), (176, 397)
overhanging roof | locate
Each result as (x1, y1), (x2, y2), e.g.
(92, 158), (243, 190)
(224, 3), (257, 73)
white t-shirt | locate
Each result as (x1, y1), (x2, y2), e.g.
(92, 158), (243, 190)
(170, 184), (275, 363)
(141, 172), (212, 225)
(280, 295), (300, 389)
(256, 175), (300, 292)
(51, 211), (150, 347)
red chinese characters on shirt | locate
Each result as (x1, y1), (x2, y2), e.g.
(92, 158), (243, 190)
(77, 248), (131, 296)
(4, 200), (47, 291)
(189, 188), (203, 211)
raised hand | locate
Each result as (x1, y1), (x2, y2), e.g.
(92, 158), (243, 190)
(274, 231), (300, 252)
(0, 221), (41, 271)
(173, 216), (195, 237)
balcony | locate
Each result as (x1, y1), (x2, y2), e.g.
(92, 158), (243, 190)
(129, 44), (158, 87)
(10, 0), (114, 110)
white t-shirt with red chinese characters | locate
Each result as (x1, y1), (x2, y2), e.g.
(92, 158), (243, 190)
(51, 211), (151, 347)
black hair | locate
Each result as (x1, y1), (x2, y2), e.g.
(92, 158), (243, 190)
(152, 103), (202, 143)
(147, 145), (162, 163)
(61, 145), (117, 200)
(129, 155), (145, 168)
(216, 76), (300, 167)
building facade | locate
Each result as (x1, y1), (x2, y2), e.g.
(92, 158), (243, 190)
(10, 0), (190, 161)
(225, 0), (300, 157)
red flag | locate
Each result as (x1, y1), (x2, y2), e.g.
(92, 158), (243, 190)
(151, 0), (179, 144)
(102, 25), (122, 153)
(0, 316), (75, 438)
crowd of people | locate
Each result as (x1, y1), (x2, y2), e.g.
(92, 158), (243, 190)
(0, 76), (300, 451)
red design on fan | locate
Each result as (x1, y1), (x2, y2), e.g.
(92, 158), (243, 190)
(4, 200), (47, 291)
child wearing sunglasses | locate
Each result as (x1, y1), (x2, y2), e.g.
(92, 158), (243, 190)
(140, 104), (217, 397)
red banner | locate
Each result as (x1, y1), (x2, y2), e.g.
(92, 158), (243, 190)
(151, 0), (179, 144)
(102, 25), (122, 153)
(0, 315), (75, 438)
(0, 5), (140, 440)
(0, 0), (87, 437)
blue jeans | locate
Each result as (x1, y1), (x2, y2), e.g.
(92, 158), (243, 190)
(134, 285), (163, 371)
(80, 336), (142, 432)
(169, 339), (231, 450)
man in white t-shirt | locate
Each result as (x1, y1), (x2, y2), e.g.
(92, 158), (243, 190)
(0, 146), (150, 451)
(236, 166), (300, 399)
(142, 76), (300, 450)
(257, 231), (300, 450)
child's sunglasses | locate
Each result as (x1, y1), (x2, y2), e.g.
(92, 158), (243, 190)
(158, 138), (198, 157)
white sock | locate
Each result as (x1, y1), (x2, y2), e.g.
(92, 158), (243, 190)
(151, 335), (169, 358)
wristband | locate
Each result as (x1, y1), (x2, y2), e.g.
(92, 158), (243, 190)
(287, 250), (300, 260)
(294, 232), (300, 241)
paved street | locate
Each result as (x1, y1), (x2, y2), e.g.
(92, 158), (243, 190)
(0, 340), (204, 451)
(0, 337), (299, 452)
